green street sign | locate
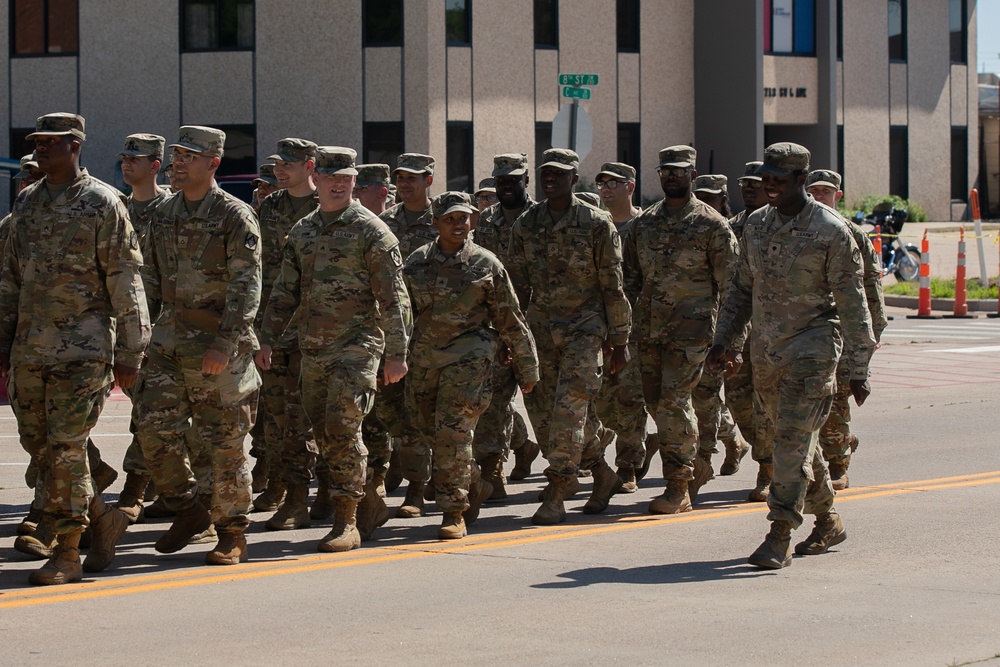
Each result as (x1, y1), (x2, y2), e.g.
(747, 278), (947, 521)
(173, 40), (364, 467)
(558, 73), (599, 86)
(562, 86), (592, 100)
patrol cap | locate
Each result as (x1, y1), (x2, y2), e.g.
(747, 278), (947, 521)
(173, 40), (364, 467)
(314, 146), (359, 176)
(596, 162), (636, 182)
(693, 174), (728, 194)
(492, 153), (529, 177)
(538, 148), (579, 171)
(27, 112), (86, 141)
(433, 191), (476, 218)
(576, 192), (601, 207)
(119, 133), (165, 160)
(169, 125), (226, 156)
(14, 153), (39, 180)
(267, 137), (317, 163)
(806, 169), (842, 190)
(394, 153), (435, 175)
(475, 178), (496, 195)
(253, 163), (278, 186)
(657, 145), (696, 169)
(355, 163), (391, 186)
(738, 161), (763, 183)
(757, 142), (810, 176)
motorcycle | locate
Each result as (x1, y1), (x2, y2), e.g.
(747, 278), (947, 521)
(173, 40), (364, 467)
(853, 203), (921, 282)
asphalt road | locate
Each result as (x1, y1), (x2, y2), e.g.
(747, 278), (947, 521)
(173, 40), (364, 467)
(1, 315), (999, 666)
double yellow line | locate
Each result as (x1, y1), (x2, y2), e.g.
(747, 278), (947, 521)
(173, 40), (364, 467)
(2, 470), (998, 609)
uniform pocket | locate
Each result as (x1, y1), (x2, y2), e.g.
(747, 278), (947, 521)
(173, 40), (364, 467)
(803, 374), (836, 399)
(218, 355), (262, 406)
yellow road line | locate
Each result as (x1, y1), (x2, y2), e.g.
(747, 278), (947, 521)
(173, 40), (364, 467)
(2, 470), (998, 610)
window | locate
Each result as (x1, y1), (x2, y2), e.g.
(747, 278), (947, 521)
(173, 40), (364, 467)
(763, 0), (815, 55)
(618, 122), (641, 201)
(534, 0), (558, 49)
(837, 124), (845, 186)
(181, 0), (254, 52)
(617, 0), (639, 52)
(363, 122), (405, 168)
(951, 127), (968, 200)
(889, 125), (908, 199)
(949, 0), (966, 64)
(210, 124), (256, 177)
(445, 0), (470, 46)
(888, 0), (905, 62)
(836, 0), (843, 59)
(364, 0), (403, 47)
(11, 0), (78, 56)
(534, 121), (552, 200)
(446, 123), (473, 192)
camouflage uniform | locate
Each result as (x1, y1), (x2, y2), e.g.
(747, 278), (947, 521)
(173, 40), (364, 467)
(138, 173), (262, 534)
(0, 165), (150, 534)
(623, 194), (739, 480)
(403, 228), (538, 511)
(261, 199), (411, 500)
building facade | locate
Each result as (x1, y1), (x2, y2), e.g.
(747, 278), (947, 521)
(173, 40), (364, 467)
(1, 0), (979, 220)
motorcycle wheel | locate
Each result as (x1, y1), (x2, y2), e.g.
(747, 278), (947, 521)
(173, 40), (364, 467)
(894, 245), (921, 282)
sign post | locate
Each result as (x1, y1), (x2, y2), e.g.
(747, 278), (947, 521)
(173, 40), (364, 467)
(555, 74), (599, 157)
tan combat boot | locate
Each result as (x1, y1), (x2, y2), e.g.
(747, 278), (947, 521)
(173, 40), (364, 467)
(649, 479), (693, 514)
(357, 475), (391, 541)
(439, 511), (467, 540)
(116, 472), (152, 524)
(188, 523), (217, 545)
(28, 528), (83, 586)
(266, 483), (311, 531)
(635, 433), (659, 482)
(463, 463), (494, 526)
(250, 456), (268, 494)
(90, 460), (119, 494)
(531, 474), (569, 525)
(154, 500), (211, 553)
(310, 469), (334, 520)
(396, 480), (426, 518)
(536, 475), (580, 502)
(509, 438), (539, 481)
(318, 497), (361, 552)
(17, 504), (43, 536)
(687, 453), (715, 503)
(795, 511), (847, 555)
(582, 460), (624, 514)
(617, 466), (638, 494)
(480, 454), (508, 501)
(205, 530), (248, 565)
(747, 463), (772, 502)
(829, 457), (850, 491)
(719, 437), (750, 476)
(14, 515), (57, 560)
(83, 497), (130, 573)
(252, 479), (286, 512)
(748, 520), (793, 569)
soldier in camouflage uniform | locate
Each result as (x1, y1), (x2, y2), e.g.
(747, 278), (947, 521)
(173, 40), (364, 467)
(252, 139), (321, 530)
(251, 163), (278, 212)
(354, 163), (392, 215)
(257, 146), (411, 552)
(474, 177), (498, 213)
(403, 191), (538, 539)
(470, 153), (540, 499)
(137, 126), (262, 566)
(594, 161), (649, 494)
(806, 169), (887, 490)
(622, 146), (739, 515)
(710, 143), (875, 570)
(506, 148), (632, 525)
(0, 113), (150, 585)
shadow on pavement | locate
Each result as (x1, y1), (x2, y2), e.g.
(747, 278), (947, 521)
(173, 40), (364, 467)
(531, 558), (775, 588)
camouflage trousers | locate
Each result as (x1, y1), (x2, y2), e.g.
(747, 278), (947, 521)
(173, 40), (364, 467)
(361, 412), (393, 481)
(406, 357), (493, 511)
(471, 359), (518, 461)
(248, 397), (267, 460)
(136, 350), (258, 532)
(371, 372), (428, 483)
(300, 348), (378, 499)
(9, 361), (112, 533)
(524, 331), (605, 476)
(819, 359), (854, 465)
(693, 368), (724, 455)
(595, 341), (647, 470)
(262, 349), (319, 486)
(754, 357), (838, 530)
(726, 349), (774, 464)
(638, 341), (707, 480)
(24, 438), (106, 510)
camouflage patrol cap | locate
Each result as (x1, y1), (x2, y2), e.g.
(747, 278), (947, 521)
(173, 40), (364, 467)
(169, 125), (226, 156)
(492, 153), (529, 177)
(475, 178), (496, 195)
(355, 163), (391, 186)
(253, 163), (278, 186)
(693, 174), (728, 194)
(806, 169), (842, 190)
(738, 161), (763, 183)
(119, 133), (165, 160)
(14, 153), (39, 180)
(433, 191), (476, 218)
(267, 137), (318, 163)
(576, 192), (601, 207)
(596, 162), (636, 182)
(314, 146), (359, 176)
(657, 145), (696, 168)
(27, 112), (86, 141)
(394, 153), (435, 175)
(538, 148), (579, 171)
(757, 142), (810, 175)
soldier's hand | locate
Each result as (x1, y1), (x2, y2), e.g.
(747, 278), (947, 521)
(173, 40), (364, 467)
(706, 344), (728, 373)
(609, 345), (630, 375)
(498, 345), (512, 367)
(255, 345), (273, 371)
(850, 378), (871, 406)
(201, 349), (230, 375)
(520, 380), (537, 395)
(113, 363), (139, 390)
(722, 351), (743, 379)
(0, 353), (9, 376)
(383, 358), (408, 385)
(602, 338), (614, 356)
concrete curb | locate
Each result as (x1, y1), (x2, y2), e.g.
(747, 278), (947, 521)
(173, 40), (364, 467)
(884, 294), (999, 313)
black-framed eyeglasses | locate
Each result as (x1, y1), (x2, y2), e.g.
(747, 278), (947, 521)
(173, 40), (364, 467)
(656, 166), (691, 178)
(595, 179), (627, 190)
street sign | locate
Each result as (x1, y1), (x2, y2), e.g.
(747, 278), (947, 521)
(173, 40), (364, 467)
(562, 86), (592, 100)
(558, 73), (599, 86)
(550, 104), (593, 161)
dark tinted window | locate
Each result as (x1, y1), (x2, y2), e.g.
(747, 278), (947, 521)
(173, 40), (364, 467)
(889, 126), (908, 199)
(534, 0), (558, 48)
(618, 122), (641, 201)
(364, 0), (404, 47)
(12, 0), (78, 56)
(446, 0), (471, 45)
(213, 124), (256, 177)
(182, 0), (255, 51)
(534, 121), (552, 200)
(949, 0), (966, 63)
(951, 126), (968, 200)
(446, 123), (473, 192)
(364, 122), (405, 168)
(888, 0), (906, 61)
(616, 0), (639, 52)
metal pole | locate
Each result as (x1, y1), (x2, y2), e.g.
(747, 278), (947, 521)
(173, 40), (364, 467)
(569, 99), (579, 152)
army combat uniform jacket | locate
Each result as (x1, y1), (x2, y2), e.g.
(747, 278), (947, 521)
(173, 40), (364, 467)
(380, 201), (438, 259)
(473, 199), (535, 261)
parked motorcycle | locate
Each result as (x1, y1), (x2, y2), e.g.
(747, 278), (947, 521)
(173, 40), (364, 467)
(854, 203), (921, 282)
